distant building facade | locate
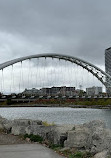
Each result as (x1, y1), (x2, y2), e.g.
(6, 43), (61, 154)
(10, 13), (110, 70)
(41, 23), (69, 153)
(105, 47), (111, 93)
(22, 88), (39, 96)
(86, 86), (102, 96)
(22, 86), (77, 96)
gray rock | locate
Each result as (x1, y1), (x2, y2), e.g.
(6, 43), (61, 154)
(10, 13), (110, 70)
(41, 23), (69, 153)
(25, 125), (54, 141)
(30, 120), (42, 125)
(0, 117), (13, 133)
(1, 117), (111, 154)
(64, 126), (91, 149)
(91, 127), (111, 153)
(53, 125), (73, 145)
(93, 150), (110, 158)
(25, 124), (72, 146)
(0, 117), (7, 130)
(83, 120), (106, 130)
(64, 120), (111, 154)
(0, 115), (3, 119)
(11, 126), (26, 135)
(3, 121), (13, 133)
(12, 119), (42, 126)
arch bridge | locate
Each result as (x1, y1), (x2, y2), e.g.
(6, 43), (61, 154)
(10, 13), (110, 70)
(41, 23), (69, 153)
(0, 53), (111, 89)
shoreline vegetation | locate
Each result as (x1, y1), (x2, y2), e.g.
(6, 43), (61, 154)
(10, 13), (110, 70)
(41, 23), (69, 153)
(0, 98), (111, 109)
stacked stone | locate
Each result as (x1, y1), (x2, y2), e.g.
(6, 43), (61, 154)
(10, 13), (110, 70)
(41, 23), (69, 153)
(0, 115), (111, 157)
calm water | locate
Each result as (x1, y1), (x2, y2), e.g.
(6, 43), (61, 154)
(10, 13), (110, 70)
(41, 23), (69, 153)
(0, 107), (111, 128)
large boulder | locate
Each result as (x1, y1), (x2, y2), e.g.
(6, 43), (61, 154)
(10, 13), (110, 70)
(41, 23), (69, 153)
(91, 127), (111, 153)
(0, 116), (13, 133)
(11, 125), (26, 135)
(25, 125), (54, 141)
(64, 126), (91, 149)
(53, 125), (73, 146)
(64, 120), (111, 154)
(83, 120), (106, 129)
(12, 120), (73, 146)
(93, 150), (110, 158)
(11, 119), (43, 135)
(0, 117), (7, 130)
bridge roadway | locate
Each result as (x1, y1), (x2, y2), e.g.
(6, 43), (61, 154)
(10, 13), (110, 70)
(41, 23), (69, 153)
(0, 96), (110, 103)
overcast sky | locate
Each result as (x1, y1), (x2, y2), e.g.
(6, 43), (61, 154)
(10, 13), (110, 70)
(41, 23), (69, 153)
(0, 0), (111, 67)
(0, 0), (111, 93)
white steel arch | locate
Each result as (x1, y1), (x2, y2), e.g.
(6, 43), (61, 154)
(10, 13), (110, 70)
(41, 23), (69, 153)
(0, 53), (111, 88)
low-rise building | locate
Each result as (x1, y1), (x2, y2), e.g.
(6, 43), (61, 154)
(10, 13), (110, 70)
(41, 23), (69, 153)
(86, 86), (102, 96)
(22, 88), (39, 96)
(22, 86), (76, 96)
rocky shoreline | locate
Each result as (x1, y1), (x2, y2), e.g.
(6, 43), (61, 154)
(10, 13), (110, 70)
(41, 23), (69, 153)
(0, 116), (111, 157)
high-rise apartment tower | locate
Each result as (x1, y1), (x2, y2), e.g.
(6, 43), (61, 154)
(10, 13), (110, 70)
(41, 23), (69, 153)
(105, 47), (111, 93)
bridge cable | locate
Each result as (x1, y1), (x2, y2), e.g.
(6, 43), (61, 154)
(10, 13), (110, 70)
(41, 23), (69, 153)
(55, 59), (58, 96)
(18, 63), (21, 94)
(38, 58), (41, 90)
(30, 59), (33, 90)
(74, 63), (77, 90)
(28, 59), (31, 90)
(36, 58), (38, 89)
(43, 58), (45, 89)
(77, 64), (79, 89)
(70, 62), (73, 96)
(63, 60), (65, 96)
(81, 67), (84, 92)
(12, 65), (15, 93)
(65, 60), (67, 95)
(21, 61), (25, 93)
(1, 69), (4, 95)
(0, 70), (2, 94)
(10, 65), (13, 94)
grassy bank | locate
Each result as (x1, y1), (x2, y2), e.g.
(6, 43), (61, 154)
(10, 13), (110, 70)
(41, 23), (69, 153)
(74, 98), (111, 106)
(0, 98), (111, 108)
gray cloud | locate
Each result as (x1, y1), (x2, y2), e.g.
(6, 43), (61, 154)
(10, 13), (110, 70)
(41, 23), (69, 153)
(0, 0), (110, 92)
(0, 0), (111, 66)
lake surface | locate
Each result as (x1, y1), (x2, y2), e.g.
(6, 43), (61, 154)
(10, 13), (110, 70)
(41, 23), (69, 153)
(0, 107), (111, 128)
